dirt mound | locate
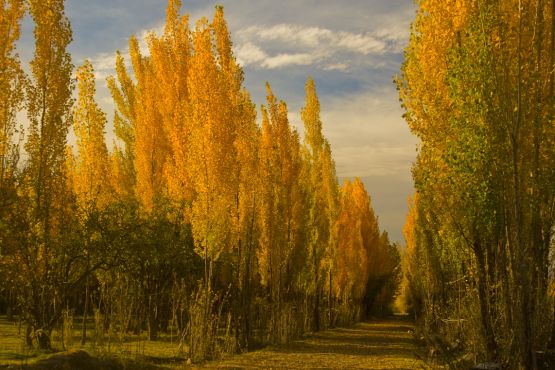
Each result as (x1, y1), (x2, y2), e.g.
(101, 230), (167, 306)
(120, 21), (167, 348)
(0, 350), (119, 370)
(36, 350), (120, 370)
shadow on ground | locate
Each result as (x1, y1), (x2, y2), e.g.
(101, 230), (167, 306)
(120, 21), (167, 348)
(193, 317), (429, 369)
(0, 350), (185, 370)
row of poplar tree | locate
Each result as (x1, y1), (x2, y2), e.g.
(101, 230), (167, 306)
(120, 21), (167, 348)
(0, 0), (400, 359)
(398, 0), (555, 368)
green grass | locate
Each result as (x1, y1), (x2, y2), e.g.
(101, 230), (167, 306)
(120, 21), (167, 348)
(0, 315), (187, 368)
(0, 316), (51, 365)
(1, 315), (433, 369)
(192, 317), (432, 369)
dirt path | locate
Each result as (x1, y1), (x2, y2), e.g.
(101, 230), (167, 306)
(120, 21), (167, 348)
(195, 317), (429, 369)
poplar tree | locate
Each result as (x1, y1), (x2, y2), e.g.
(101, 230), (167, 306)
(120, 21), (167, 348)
(150, 0), (193, 206)
(107, 51), (137, 199)
(0, 0), (26, 312)
(334, 179), (372, 301)
(20, 0), (74, 349)
(300, 77), (339, 331)
(211, 5), (262, 349)
(0, 0), (25, 207)
(258, 84), (304, 342)
(71, 60), (111, 344)
(72, 60), (110, 208)
(333, 178), (398, 319)
(131, 36), (170, 213)
(187, 16), (238, 287)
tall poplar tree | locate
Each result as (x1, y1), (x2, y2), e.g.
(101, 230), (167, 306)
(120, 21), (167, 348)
(19, 0), (74, 349)
(0, 0), (26, 322)
(107, 51), (137, 199)
(187, 16), (238, 286)
(0, 0), (25, 206)
(72, 60), (110, 208)
(300, 77), (339, 331)
(258, 84), (305, 342)
(71, 60), (111, 344)
(334, 179), (378, 302)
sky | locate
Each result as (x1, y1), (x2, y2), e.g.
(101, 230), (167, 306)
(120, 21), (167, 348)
(17, 0), (418, 244)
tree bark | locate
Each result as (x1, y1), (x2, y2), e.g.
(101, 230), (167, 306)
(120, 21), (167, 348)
(81, 276), (89, 345)
(474, 242), (498, 360)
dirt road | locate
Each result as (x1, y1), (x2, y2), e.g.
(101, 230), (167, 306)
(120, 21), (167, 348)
(195, 317), (429, 369)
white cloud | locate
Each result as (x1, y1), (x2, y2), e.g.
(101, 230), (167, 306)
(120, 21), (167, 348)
(87, 52), (118, 79)
(86, 19), (406, 74)
(374, 25), (410, 53)
(334, 145), (414, 178)
(234, 23), (403, 70)
(320, 86), (417, 178)
(241, 24), (334, 47)
(89, 52), (117, 71)
(323, 63), (349, 72)
(261, 52), (319, 69)
(335, 32), (386, 55)
(235, 42), (268, 65)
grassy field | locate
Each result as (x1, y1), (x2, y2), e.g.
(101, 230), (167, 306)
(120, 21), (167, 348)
(193, 317), (431, 369)
(1, 316), (431, 369)
(0, 315), (187, 368)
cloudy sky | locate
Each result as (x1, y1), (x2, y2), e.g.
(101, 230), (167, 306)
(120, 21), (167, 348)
(18, 0), (418, 244)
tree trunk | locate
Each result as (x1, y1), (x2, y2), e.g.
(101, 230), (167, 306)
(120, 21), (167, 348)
(148, 293), (158, 341)
(547, 0), (555, 352)
(474, 243), (498, 360)
(549, 305), (555, 350)
(36, 329), (51, 350)
(81, 276), (89, 345)
(328, 271), (333, 328)
(313, 249), (320, 332)
(26, 324), (33, 348)
(314, 287), (320, 332)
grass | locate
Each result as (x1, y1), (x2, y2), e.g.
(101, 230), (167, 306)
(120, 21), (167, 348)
(0, 316), (50, 365)
(0, 315), (187, 368)
(1, 315), (433, 369)
(192, 316), (432, 369)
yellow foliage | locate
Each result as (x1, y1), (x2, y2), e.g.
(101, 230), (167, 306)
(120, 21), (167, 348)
(257, 84), (304, 293)
(334, 179), (381, 300)
(0, 0), (25, 175)
(72, 60), (111, 210)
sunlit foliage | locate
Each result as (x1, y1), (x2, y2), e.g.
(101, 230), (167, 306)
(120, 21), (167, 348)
(0, 0), (400, 360)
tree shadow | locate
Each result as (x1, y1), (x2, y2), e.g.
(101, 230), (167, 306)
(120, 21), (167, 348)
(271, 318), (420, 359)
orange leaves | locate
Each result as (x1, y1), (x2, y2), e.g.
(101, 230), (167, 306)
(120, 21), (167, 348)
(72, 60), (111, 210)
(334, 179), (382, 300)
(0, 0), (25, 181)
(111, 1), (256, 267)
(257, 83), (304, 290)
(299, 77), (339, 302)
(187, 14), (242, 261)
(25, 0), (73, 226)
(0, 0), (25, 50)
(302, 77), (324, 157)
(400, 0), (475, 141)
(403, 194), (417, 259)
